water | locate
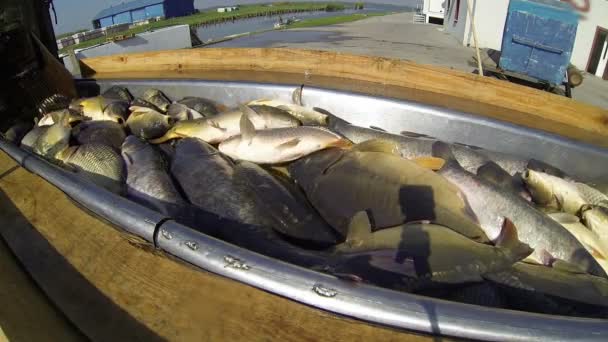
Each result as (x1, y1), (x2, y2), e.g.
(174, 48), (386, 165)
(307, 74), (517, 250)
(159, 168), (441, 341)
(195, 5), (401, 43)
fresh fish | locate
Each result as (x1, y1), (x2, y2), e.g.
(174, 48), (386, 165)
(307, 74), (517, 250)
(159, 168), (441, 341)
(57, 143), (125, 194)
(485, 262), (608, 309)
(523, 169), (608, 214)
(328, 116), (558, 176)
(219, 115), (351, 164)
(103, 101), (129, 125)
(130, 98), (160, 111)
(3, 121), (33, 144)
(170, 138), (265, 226)
(248, 87), (329, 125)
(38, 109), (87, 127)
(32, 116), (71, 158)
(582, 205), (608, 246)
(102, 86), (133, 102)
(446, 282), (507, 308)
(288, 144), (489, 241)
(234, 161), (340, 245)
(167, 102), (204, 121)
(477, 161), (531, 201)
(121, 136), (186, 215)
(142, 89), (171, 112)
(126, 106), (173, 140)
(20, 126), (48, 150)
(57, 144), (125, 194)
(79, 96), (128, 123)
(435, 145), (607, 277)
(177, 97), (219, 117)
(548, 212), (608, 274)
(150, 104), (300, 144)
(330, 212), (531, 284)
(72, 121), (127, 150)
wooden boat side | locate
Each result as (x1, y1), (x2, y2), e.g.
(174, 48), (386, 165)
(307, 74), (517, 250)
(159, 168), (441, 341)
(80, 48), (608, 147)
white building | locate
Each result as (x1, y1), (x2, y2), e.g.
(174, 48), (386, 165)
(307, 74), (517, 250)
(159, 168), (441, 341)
(423, 0), (447, 24)
(443, 0), (608, 80)
(217, 6), (239, 13)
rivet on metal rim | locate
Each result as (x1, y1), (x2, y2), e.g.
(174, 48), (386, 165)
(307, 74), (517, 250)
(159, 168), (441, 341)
(224, 255), (251, 270)
(185, 241), (198, 251)
(312, 284), (338, 298)
(160, 229), (172, 240)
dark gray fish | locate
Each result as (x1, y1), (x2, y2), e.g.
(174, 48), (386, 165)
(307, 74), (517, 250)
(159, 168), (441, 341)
(130, 98), (160, 111)
(57, 143), (125, 194)
(121, 136), (186, 216)
(447, 282), (508, 309)
(485, 262), (608, 311)
(72, 120), (126, 150)
(170, 138), (265, 226)
(38, 94), (71, 115)
(142, 89), (171, 113)
(103, 101), (130, 125)
(167, 103), (204, 121)
(234, 161), (340, 246)
(178, 97), (219, 117)
(435, 143), (607, 278)
(126, 106), (173, 140)
(102, 86), (133, 102)
(4, 121), (34, 144)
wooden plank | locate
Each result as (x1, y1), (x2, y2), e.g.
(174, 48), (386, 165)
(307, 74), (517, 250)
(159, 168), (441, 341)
(80, 48), (608, 147)
(0, 151), (447, 341)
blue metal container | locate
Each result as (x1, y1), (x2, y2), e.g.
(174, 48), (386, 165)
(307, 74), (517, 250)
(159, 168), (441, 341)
(500, 0), (578, 85)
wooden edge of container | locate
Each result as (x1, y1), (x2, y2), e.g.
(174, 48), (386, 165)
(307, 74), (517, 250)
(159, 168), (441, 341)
(0, 151), (444, 342)
(79, 48), (608, 148)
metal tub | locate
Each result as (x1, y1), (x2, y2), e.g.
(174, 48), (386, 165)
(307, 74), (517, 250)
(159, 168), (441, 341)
(2, 78), (607, 341)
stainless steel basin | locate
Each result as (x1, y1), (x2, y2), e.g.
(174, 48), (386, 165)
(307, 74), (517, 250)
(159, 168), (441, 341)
(1, 78), (607, 341)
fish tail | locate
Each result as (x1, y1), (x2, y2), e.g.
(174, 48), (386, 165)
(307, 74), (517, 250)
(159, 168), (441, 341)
(327, 138), (354, 149)
(496, 218), (534, 262)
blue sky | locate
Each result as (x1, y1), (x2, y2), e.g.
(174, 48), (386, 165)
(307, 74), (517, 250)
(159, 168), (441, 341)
(51, 0), (420, 34)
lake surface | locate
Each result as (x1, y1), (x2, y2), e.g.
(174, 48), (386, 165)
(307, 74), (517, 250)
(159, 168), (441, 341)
(195, 4), (404, 42)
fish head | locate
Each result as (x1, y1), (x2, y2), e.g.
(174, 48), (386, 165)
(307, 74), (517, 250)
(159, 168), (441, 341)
(522, 170), (556, 207)
(250, 105), (301, 128)
(217, 135), (243, 158)
(103, 101), (129, 125)
(288, 147), (345, 192)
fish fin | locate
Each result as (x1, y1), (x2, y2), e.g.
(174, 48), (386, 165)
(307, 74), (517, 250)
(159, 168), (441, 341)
(276, 138), (301, 151)
(122, 151), (134, 166)
(539, 249), (556, 266)
(327, 139), (353, 149)
(292, 85), (304, 105)
(33, 117), (39, 125)
(477, 162), (512, 186)
(548, 212), (580, 224)
(495, 218), (533, 261)
(351, 139), (399, 155)
(239, 113), (256, 144)
(207, 120), (227, 132)
(412, 157), (445, 171)
(345, 211), (373, 247)
(432, 141), (455, 160)
(239, 104), (262, 119)
(400, 130), (428, 138)
(369, 126), (387, 132)
(312, 107), (333, 116)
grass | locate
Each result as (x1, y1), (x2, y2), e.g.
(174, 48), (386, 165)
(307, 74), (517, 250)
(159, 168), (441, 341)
(286, 12), (388, 29)
(59, 2), (346, 54)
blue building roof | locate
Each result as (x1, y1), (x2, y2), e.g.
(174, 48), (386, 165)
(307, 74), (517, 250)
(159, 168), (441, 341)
(93, 0), (165, 20)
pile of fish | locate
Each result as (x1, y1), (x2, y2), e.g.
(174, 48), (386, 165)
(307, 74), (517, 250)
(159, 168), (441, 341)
(3, 85), (608, 318)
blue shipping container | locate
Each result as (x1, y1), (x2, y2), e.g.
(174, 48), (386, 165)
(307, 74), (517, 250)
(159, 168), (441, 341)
(499, 0), (578, 85)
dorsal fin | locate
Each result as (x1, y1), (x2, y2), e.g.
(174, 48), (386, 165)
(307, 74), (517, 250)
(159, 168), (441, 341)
(345, 211), (373, 247)
(351, 139), (400, 155)
(239, 113), (256, 144)
(292, 85), (304, 105)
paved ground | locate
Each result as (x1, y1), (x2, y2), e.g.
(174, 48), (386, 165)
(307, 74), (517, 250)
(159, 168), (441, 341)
(212, 12), (608, 109)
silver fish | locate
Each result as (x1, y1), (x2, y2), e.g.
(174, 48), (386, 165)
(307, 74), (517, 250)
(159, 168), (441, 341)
(219, 115), (351, 164)
(435, 145), (606, 277)
(20, 126), (48, 150)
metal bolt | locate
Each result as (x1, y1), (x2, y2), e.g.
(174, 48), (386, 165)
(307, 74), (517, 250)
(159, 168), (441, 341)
(160, 229), (172, 240)
(224, 255), (251, 270)
(185, 241), (198, 250)
(312, 283), (338, 298)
